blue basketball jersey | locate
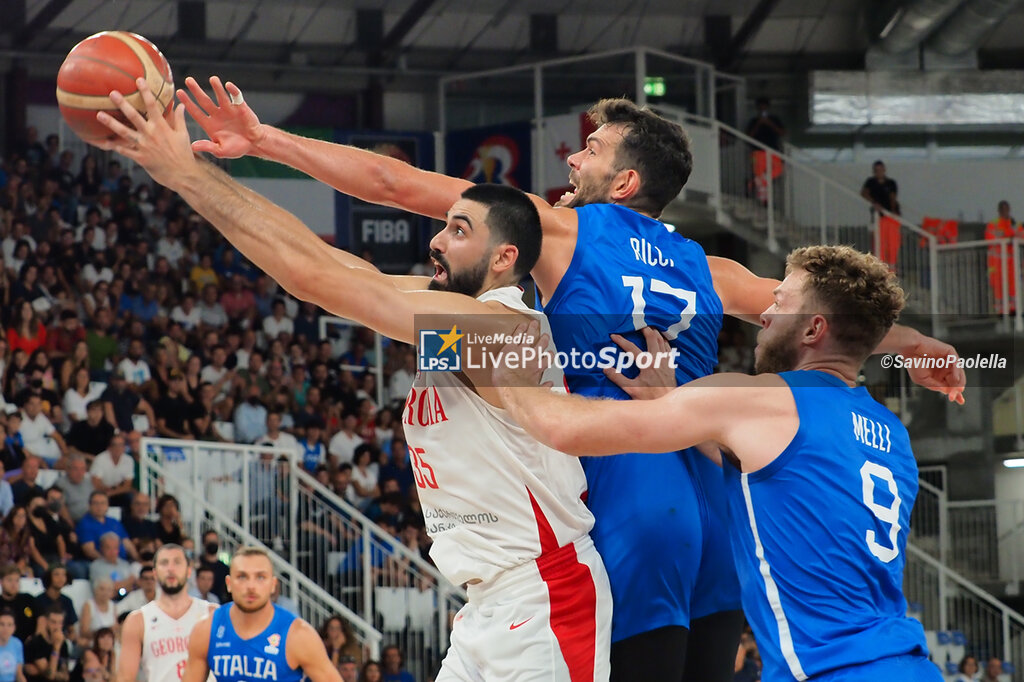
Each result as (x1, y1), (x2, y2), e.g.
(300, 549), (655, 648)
(543, 203), (731, 641)
(724, 370), (932, 681)
(207, 604), (304, 682)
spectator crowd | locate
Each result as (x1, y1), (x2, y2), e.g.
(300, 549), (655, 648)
(0, 125), (428, 681)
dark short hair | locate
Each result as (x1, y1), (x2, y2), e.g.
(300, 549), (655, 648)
(195, 566), (215, 578)
(138, 566), (155, 577)
(588, 98), (693, 217)
(154, 543), (186, 564)
(873, 159), (885, 168)
(460, 183), (542, 280)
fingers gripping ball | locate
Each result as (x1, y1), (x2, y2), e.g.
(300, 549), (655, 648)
(56, 31), (174, 144)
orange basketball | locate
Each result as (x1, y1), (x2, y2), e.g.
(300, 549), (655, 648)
(55, 31), (174, 145)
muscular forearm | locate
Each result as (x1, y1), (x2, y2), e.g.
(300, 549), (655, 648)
(254, 127), (468, 220)
(875, 324), (925, 356)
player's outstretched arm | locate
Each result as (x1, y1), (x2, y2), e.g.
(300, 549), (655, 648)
(181, 616), (213, 682)
(176, 77), (578, 300)
(97, 79), (513, 345)
(178, 76), (469, 221)
(707, 255), (966, 404)
(286, 620), (343, 682)
(494, 322), (793, 463)
(114, 611), (143, 682)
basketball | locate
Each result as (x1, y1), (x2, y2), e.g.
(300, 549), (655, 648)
(55, 31), (174, 144)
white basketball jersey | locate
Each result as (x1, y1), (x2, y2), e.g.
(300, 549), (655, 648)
(140, 598), (211, 682)
(403, 286), (594, 585)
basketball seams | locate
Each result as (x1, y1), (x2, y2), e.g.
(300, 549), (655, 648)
(56, 30), (173, 140)
(59, 54), (141, 90)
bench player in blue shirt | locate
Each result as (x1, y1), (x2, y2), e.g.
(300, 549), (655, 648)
(497, 245), (943, 682)
(170, 79), (965, 681)
(182, 546), (341, 682)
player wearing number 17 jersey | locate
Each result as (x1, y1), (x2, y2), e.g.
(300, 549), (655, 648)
(498, 246), (941, 682)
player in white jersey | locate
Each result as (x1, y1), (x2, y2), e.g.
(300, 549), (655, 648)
(117, 544), (215, 682)
(95, 81), (611, 681)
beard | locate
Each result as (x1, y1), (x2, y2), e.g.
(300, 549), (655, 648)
(233, 596), (270, 613)
(158, 579), (186, 596)
(562, 172), (614, 209)
(753, 323), (802, 375)
(427, 249), (490, 296)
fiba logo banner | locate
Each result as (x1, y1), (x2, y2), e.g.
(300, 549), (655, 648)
(418, 326), (464, 372)
(462, 135), (521, 186)
(445, 122), (532, 189)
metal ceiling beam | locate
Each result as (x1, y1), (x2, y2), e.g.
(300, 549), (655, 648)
(721, 0), (783, 68)
(380, 0), (438, 54)
(14, 0), (73, 47)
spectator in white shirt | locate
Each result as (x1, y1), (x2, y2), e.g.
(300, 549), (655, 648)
(116, 339), (151, 387)
(170, 293), (201, 332)
(197, 284), (228, 330)
(81, 252), (113, 287)
(200, 346), (234, 399)
(327, 412), (363, 466)
(19, 394), (66, 468)
(90, 434), (135, 508)
(262, 299), (294, 342)
(388, 351), (416, 405)
(255, 412), (301, 459)
(155, 220), (185, 267)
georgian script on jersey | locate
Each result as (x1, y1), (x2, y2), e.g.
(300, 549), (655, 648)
(423, 506), (500, 534)
(852, 412), (891, 453)
(210, 654), (279, 680)
(630, 237), (676, 268)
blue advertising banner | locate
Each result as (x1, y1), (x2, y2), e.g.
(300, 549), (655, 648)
(334, 131), (436, 273)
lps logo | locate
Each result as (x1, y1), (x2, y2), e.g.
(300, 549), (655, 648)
(418, 326), (463, 371)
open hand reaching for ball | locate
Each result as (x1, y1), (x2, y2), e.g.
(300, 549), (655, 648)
(94, 77), (199, 192)
(177, 76), (267, 159)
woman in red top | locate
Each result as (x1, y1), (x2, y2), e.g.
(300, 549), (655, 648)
(6, 299), (45, 355)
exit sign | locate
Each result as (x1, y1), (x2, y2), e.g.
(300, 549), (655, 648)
(643, 77), (666, 97)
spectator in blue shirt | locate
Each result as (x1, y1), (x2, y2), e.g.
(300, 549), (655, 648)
(381, 646), (414, 682)
(0, 610), (24, 682)
(233, 385), (267, 444)
(75, 492), (137, 562)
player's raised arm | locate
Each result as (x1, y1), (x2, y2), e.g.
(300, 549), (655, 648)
(285, 620), (343, 682)
(181, 616), (212, 682)
(493, 322), (791, 461)
(707, 255), (966, 403)
(178, 76), (468, 220)
(175, 77), (579, 295)
(114, 611), (143, 682)
(96, 79), (522, 346)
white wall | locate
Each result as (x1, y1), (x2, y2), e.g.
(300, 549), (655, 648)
(238, 177), (336, 239)
(993, 464), (1024, 583)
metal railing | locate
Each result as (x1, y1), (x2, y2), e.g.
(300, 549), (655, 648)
(934, 238), (1023, 329)
(905, 544), (1024, 678)
(140, 437), (467, 680)
(136, 446), (384, 659)
(673, 111), (939, 320)
(946, 499), (1024, 587)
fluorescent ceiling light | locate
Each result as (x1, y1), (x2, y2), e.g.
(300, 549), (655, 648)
(1004, 458), (1024, 468)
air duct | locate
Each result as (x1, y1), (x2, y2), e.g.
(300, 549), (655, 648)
(877, 0), (964, 54)
(927, 0), (1023, 56)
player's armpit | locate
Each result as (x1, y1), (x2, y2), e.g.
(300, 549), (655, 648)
(114, 611), (143, 682)
(527, 202), (579, 303)
(706, 256), (779, 325)
(180, 616), (212, 682)
(286, 620), (343, 682)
